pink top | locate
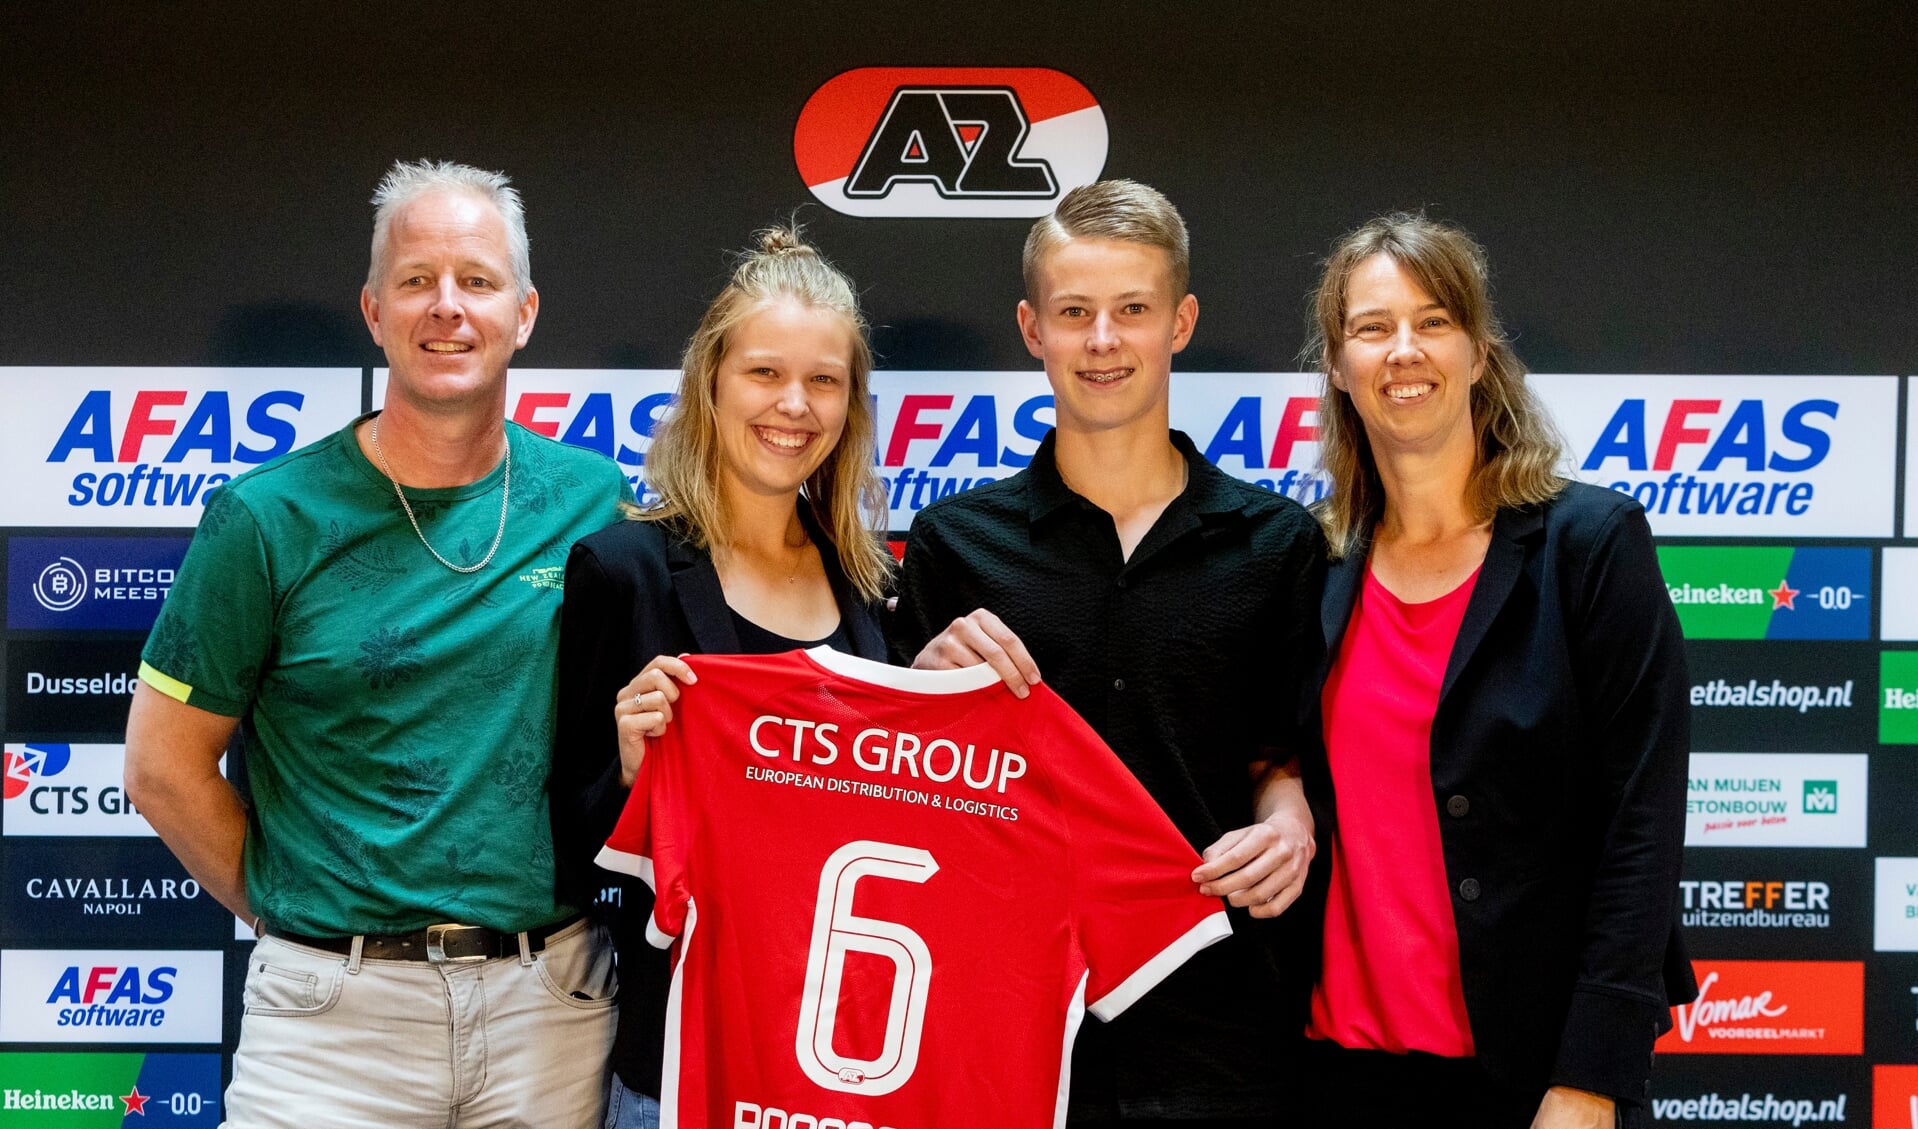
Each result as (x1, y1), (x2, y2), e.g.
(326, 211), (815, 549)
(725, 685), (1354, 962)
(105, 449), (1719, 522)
(1308, 563), (1480, 1056)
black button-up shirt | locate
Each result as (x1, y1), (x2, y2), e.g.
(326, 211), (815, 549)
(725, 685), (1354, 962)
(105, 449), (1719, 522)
(892, 429), (1326, 1120)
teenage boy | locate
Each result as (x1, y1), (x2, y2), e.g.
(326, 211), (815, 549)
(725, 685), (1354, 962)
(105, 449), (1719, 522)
(892, 180), (1327, 1127)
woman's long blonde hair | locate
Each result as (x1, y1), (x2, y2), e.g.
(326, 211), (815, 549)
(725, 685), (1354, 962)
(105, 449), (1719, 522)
(1303, 212), (1567, 558)
(639, 225), (892, 601)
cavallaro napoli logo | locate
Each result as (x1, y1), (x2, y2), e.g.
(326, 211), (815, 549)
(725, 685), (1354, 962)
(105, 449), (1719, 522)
(32, 557), (88, 612)
(794, 68), (1108, 218)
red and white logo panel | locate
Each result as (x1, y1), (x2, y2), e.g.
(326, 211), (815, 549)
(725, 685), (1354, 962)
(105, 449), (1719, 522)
(1656, 959), (1863, 1055)
(795, 68), (1106, 218)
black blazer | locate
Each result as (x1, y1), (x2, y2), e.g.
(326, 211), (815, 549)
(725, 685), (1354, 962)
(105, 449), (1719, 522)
(1307, 482), (1695, 1104)
(550, 511), (887, 1092)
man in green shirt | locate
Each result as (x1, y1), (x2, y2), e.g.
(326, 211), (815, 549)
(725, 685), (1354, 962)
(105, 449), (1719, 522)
(125, 159), (629, 1127)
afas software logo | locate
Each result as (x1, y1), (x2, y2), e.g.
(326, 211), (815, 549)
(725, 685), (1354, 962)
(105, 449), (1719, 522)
(794, 68), (1107, 218)
(0, 1052), (219, 1125)
(0, 951), (222, 1044)
(0, 368), (360, 527)
(1534, 375), (1897, 537)
(1659, 547), (1869, 640)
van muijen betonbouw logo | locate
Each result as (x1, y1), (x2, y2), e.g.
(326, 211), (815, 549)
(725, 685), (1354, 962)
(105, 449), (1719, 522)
(1683, 753), (1865, 847)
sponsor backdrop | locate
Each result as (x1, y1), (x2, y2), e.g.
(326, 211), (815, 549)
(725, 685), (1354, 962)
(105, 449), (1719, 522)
(4, 3), (1914, 1120)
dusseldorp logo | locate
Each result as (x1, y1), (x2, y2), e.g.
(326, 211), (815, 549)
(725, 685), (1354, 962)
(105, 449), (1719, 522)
(795, 68), (1106, 218)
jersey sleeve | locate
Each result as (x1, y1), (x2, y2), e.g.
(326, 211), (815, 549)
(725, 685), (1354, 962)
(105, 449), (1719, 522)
(594, 699), (696, 951)
(1032, 687), (1233, 1022)
(138, 484), (275, 716)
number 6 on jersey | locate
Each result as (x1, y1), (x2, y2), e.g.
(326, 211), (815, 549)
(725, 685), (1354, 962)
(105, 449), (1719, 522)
(796, 841), (939, 1096)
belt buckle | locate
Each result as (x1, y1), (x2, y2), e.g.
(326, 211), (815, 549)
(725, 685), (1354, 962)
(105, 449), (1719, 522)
(425, 923), (492, 964)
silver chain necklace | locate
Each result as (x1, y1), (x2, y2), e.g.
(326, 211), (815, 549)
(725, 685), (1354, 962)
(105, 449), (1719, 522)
(368, 416), (510, 574)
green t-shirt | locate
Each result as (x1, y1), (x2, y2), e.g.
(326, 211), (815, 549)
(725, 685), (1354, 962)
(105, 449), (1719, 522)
(140, 415), (631, 935)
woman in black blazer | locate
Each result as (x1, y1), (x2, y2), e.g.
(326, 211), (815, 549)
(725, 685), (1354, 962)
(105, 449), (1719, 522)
(1298, 213), (1693, 1129)
(550, 227), (893, 1129)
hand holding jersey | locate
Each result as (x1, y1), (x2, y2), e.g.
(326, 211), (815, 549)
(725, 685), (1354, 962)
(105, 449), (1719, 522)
(915, 611), (1315, 919)
(910, 606), (1043, 698)
(598, 648), (1233, 1128)
(614, 654), (698, 787)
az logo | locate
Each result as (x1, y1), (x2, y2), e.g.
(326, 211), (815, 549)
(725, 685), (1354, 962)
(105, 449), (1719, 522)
(795, 68), (1107, 218)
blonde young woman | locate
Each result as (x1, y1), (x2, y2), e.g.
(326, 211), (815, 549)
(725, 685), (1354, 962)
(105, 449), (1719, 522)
(1298, 214), (1694, 1129)
(551, 227), (892, 1129)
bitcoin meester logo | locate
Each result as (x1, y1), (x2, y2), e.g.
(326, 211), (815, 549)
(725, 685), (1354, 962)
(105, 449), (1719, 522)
(31, 558), (87, 613)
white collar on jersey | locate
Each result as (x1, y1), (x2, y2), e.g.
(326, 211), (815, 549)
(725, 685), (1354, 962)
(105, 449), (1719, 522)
(802, 646), (1003, 695)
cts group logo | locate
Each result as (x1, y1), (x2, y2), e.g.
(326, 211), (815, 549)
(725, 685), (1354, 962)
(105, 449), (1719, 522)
(1684, 753), (1867, 847)
(1879, 858), (1918, 952)
(1533, 374), (1897, 537)
(0, 368), (361, 527)
(6, 536), (190, 631)
(1656, 960), (1863, 1054)
(0, 1052), (219, 1125)
(2, 746), (153, 837)
(1659, 547), (1870, 640)
(794, 68), (1107, 218)
(0, 951), (222, 1044)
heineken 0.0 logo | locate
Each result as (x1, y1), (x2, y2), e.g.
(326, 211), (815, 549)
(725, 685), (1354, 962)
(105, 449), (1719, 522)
(1879, 652), (1918, 744)
(1657, 546), (1869, 640)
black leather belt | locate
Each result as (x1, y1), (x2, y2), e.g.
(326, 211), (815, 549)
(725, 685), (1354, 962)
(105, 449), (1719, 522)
(271, 916), (580, 964)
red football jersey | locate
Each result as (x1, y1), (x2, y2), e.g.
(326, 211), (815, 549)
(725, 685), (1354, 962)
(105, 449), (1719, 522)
(598, 647), (1230, 1129)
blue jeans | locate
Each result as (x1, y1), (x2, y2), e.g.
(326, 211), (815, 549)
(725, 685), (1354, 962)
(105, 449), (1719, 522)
(605, 1072), (661, 1129)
